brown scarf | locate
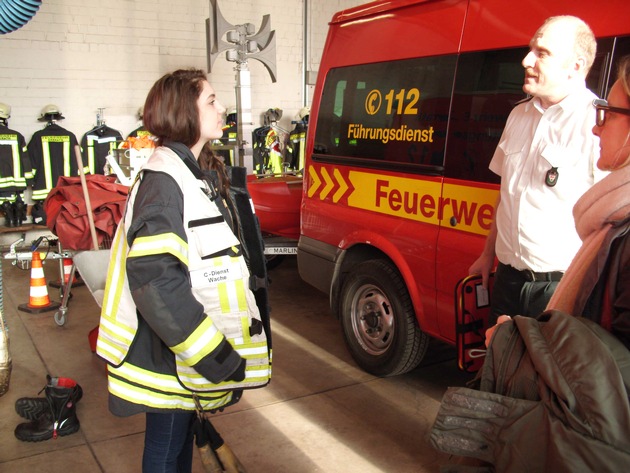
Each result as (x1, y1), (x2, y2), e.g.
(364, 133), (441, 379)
(546, 165), (630, 314)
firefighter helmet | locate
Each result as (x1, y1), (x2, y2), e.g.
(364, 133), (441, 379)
(296, 106), (310, 124)
(0, 102), (10, 120)
(38, 104), (65, 121)
(225, 107), (237, 126)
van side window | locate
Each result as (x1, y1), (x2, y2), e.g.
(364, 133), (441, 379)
(445, 48), (528, 184)
(313, 56), (457, 170)
(600, 36), (630, 97)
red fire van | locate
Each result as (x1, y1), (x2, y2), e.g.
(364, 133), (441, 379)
(297, 0), (630, 376)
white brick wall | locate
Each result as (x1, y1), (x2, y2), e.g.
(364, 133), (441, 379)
(0, 0), (363, 144)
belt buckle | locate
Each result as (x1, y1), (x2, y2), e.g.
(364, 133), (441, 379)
(525, 269), (537, 282)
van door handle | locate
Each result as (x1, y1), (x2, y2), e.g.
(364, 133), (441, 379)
(449, 216), (458, 227)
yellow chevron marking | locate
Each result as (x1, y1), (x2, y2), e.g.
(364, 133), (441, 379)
(332, 168), (349, 203)
(307, 166), (321, 198)
(320, 167), (334, 200)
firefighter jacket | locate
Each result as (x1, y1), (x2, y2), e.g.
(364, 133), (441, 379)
(287, 120), (307, 171)
(28, 122), (86, 201)
(80, 124), (123, 175)
(0, 122), (33, 199)
(96, 144), (271, 414)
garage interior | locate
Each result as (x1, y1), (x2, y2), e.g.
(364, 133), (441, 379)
(0, 1), (474, 472)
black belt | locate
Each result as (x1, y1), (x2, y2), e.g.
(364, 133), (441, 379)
(499, 262), (564, 283)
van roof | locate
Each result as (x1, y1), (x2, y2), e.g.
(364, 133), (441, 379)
(331, 0), (431, 24)
(328, 0), (630, 54)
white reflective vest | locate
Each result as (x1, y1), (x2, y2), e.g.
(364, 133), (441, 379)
(97, 147), (270, 410)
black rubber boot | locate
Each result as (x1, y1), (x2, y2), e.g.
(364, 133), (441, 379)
(15, 375), (83, 420)
(13, 194), (27, 226)
(1, 200), (15, 227)
(14, 377), (81, 442)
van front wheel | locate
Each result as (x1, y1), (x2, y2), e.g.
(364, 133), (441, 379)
(340, 260), (428, 376)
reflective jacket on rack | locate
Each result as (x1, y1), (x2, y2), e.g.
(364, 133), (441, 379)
(80, 124), (123, 175)
(96, 145), (271, 414)
(28, 122), (85, 201)
(0, 123), (33, 199)
(287, 120), (308, 171)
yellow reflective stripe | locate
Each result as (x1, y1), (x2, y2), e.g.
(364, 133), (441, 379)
(97, 316), (135, 356)
(176, 361), (270, 390)
(109, 364), (232, 410)
(102, 228), (128, 319)
(98, 228), (138, 365)
(64, 141), (71, 176)
(41, 137), (53, 190)
(171, 316), (224, 365)
(240, 316), (250, 344)
(129, 233), (188, 265)
(218, 277), (248, 314)
(32, 189), (51, 199)
(114, 362), (188, 392)
(87, 135), (96, 174)
(218, 282), (230, 313)
(230, 341), (269, 358)
(0, 140), (21, 181)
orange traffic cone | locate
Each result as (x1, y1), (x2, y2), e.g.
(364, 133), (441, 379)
(18, 252), (61, 314)
(50, 257), (84, 289)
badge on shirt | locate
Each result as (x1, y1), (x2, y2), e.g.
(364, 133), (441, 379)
(545, 167), (559, 187)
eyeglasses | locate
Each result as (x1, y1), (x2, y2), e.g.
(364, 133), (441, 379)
(593, 98), (630, 127)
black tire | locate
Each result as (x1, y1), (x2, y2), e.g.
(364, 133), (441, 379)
(340, 260), (429, 376)
(265, 254), (285, 270)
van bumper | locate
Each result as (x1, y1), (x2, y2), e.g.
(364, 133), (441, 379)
(297, 236), (338, 297)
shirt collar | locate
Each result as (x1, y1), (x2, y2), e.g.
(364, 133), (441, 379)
(526, 81), (589, 114)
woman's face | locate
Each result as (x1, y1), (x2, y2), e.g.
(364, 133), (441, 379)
(197, 80), (226, 144)
(593, 80), (630, 171)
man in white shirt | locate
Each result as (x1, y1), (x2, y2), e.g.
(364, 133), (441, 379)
(469, 15), (602, 322)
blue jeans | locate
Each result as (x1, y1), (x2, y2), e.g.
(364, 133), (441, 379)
(142, 411), (195, 473)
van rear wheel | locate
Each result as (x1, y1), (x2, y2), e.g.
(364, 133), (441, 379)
(340, 260), (428, 376)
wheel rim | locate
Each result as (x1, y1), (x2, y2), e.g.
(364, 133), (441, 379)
(350, 283), (395, 355)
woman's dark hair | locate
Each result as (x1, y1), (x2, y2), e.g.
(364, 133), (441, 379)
(199, 142), (230, 196)
(143, 68), (207, 147)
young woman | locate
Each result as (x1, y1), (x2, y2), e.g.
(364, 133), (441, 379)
(96, 69), (271, 472)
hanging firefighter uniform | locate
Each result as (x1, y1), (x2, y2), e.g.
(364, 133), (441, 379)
(96, 145), (271, 412)
(127, 106), (152, 139)
(287, 108), (309, 172)
(81, 124), (123, 175)
(0, 103), (34, 202)
(213, 108), (237, 166)
(252, 125), (270, 174)
(127, 125), (152, 139)
(251, 108), (286, 175)
(28, 105), (86, 201)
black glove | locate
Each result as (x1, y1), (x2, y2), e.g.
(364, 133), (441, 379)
(227, 358), (246, 382)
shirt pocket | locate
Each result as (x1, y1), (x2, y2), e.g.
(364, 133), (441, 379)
(540, 144), (581, 169)
(189, 216), (240, 259)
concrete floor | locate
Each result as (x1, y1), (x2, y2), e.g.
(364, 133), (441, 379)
(0, 242), (471, 472)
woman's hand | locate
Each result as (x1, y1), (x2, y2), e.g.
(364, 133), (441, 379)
(485, 315), (512, 347)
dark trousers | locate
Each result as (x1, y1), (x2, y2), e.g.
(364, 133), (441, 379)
(143, 411), (195, 473)
(490, 263), (561, 324)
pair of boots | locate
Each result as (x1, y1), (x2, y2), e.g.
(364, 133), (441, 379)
(1, 195), (27, 227)
(14, 375), (82, 442)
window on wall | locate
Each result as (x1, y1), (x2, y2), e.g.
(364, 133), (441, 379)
(313, 56), (457, 171)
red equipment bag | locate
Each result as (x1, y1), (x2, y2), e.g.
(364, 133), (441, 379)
(43, 174), (128, 250)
